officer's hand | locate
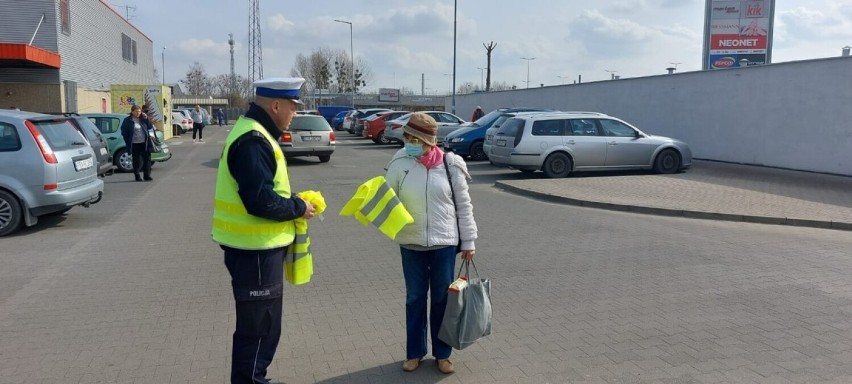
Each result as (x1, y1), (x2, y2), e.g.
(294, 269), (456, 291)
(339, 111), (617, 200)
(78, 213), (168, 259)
(302, 201), (315, 219)
(460, 249), (475, 261)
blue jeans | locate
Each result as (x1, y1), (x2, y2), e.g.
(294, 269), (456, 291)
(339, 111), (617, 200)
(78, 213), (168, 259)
(400, 246), (456, 360)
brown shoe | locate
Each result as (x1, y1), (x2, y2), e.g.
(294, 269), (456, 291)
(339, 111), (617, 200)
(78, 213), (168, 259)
(402, 358), (421, 372)
(437, 359), (454, 374)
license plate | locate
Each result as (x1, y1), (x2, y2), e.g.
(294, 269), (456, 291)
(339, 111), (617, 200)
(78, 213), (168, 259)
(496, 139), (507, 147)
(74, 158), (93, 171)
(302, 136), (320, 141)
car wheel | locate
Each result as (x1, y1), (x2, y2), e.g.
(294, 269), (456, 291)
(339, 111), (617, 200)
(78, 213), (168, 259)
(0, 190), (23, 237)
(377, 132), (391, 145)
(469, 141), (487, 161)
(543, 152), (572, 178)
(318, 155), (331, 163)
(115, 149), (133, 173)
(653, 149), (681, 174)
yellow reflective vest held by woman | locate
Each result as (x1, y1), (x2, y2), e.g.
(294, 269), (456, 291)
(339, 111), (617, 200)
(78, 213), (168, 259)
(340, 176), (413, 239)
(285, 190), (326, 286)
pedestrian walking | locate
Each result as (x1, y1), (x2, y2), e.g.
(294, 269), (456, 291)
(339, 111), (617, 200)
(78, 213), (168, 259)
(190, 104), (205, 143)
(211, 77), (317, 384)
(471, 106), (485, 122)
(120, 104), (156, 181)
(384, 112), (478, 375)
(217, 108), (226, 126)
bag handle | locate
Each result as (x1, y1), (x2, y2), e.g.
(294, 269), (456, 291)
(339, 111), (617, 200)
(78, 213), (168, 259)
(455, 259), (480, 280)
(443, 154), (462, 252)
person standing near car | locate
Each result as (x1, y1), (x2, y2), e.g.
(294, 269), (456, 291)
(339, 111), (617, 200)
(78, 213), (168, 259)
(211, 77), (317, 384)
(384, 112), (478, 375)
(471, 106), (485, 122)
(190, 104), (205, 143)
(120, 105), (155, 182)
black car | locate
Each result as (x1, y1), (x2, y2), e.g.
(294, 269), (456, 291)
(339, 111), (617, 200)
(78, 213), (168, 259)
(63, 114), (115, 177)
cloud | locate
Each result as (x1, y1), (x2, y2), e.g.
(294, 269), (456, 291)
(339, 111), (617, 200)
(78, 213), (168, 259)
(268, 14), (295, 31)
(776, 6), (851, 42)
(568, 9), (666, 57)
(176, 38), (230, 57)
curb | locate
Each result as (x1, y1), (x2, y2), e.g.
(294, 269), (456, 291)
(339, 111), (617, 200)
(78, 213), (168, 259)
(494, 181), (852, 232)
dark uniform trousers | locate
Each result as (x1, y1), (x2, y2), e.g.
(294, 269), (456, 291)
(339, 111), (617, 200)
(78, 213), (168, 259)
(224, 247), (286, 384)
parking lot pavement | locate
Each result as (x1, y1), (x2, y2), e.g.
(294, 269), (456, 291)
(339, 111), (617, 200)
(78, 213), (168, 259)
(495, 160), (852, 231)
(3, 129), (852, 384)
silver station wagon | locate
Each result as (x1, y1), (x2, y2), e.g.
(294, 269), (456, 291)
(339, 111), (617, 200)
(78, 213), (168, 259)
(487, 112), (692, 178)
(0, 109), (104, 236)
(278, 115), (336, 163)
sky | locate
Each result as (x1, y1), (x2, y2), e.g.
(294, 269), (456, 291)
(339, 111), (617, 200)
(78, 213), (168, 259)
(121, 0), (852, 94)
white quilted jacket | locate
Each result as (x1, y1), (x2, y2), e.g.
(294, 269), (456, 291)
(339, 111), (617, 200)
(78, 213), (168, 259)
(385, 149), (477, 250)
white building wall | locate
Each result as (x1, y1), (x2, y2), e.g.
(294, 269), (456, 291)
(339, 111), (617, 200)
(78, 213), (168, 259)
(451, 57), (852, 176)
(57, 0), (156, 90)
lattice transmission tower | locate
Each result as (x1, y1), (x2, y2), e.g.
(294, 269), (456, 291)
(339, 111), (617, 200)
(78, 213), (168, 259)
(248, 0), (263, 83)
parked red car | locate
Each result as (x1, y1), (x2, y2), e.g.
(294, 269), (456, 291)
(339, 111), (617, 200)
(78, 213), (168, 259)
(362, 111), (409, 144)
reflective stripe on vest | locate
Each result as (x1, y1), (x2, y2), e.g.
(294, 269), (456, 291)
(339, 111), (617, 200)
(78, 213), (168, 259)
(340, 176), (413, 240)
(211, 117), (295, 250)
(285, 220), (312, 285)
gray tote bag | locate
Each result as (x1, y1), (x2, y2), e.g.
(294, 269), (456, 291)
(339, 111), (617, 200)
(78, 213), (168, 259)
(438, 260), (492, 350)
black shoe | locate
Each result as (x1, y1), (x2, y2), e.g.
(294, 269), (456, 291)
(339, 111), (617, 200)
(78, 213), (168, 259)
(143, 176), (153, 181)
(135, 175), (143, 182)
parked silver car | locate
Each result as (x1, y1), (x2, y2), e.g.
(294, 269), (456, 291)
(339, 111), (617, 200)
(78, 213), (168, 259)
(487, 112), (692, 178)
(278, 115), (335, 163)
(0, 109), (104, 236)
(383, 111), (466, 145)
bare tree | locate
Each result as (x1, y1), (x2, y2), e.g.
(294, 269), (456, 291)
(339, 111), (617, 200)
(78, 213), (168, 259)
(490, 80), (515, 91)
(333, 50), (372, 93)
(483, 41), (497, 91)
(457, 81), (478, 94)
(181, 62), (211, 95)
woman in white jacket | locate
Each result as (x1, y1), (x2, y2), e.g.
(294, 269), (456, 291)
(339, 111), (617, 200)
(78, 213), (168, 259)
(384, 112), (478, 375)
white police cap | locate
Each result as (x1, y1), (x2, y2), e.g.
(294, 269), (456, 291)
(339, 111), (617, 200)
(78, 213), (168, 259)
(253, 77), (305, 105)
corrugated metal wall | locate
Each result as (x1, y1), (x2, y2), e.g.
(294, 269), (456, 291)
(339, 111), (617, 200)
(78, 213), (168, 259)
(0, 0), (60, 84)
(57, 0), (156, 90)
(0, 0), (57, 50)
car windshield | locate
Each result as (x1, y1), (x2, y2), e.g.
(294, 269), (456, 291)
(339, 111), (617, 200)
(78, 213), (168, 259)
(33, 119), (87, 150)
(73, 118), (103, 141)
(471, 109), (505, 127)
(289, 117), (330, 131)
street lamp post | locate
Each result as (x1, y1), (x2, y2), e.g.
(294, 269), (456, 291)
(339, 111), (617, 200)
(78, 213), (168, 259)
(476, 67), (485, 90)
(161, 46), (166, 84)
(605, 69), (618, 80)
(334, 19), (355, 109)
(521, 57), (535, 88)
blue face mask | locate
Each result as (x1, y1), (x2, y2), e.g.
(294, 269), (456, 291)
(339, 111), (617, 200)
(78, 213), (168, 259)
(404, 143), (425, 157)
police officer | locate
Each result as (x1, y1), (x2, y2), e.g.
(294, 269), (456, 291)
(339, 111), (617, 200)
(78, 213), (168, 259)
(211, 77), (317, 384)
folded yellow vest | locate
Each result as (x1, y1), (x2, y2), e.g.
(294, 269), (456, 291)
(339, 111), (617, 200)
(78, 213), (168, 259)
(285, 190), (326, 286)
(340, 176), (413, 240)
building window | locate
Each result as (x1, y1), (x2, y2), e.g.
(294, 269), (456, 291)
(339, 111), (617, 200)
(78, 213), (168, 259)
(60, 0), (70, 34)
(121, 33), (137, 64)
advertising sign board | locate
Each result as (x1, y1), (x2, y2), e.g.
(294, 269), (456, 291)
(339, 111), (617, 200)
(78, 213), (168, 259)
(378, 88), (400, 102)
(703, 0), (774, 70)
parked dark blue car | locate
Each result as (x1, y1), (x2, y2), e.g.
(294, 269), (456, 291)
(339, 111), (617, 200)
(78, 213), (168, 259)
(331, 111), (350, 130)
(443, 107), (551, 160)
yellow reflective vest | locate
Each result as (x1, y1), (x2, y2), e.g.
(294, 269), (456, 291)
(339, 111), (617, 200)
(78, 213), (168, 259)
(340, 176), (413, 239)
(211, 117), (295, 250)
(285, 190), (326, 286)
